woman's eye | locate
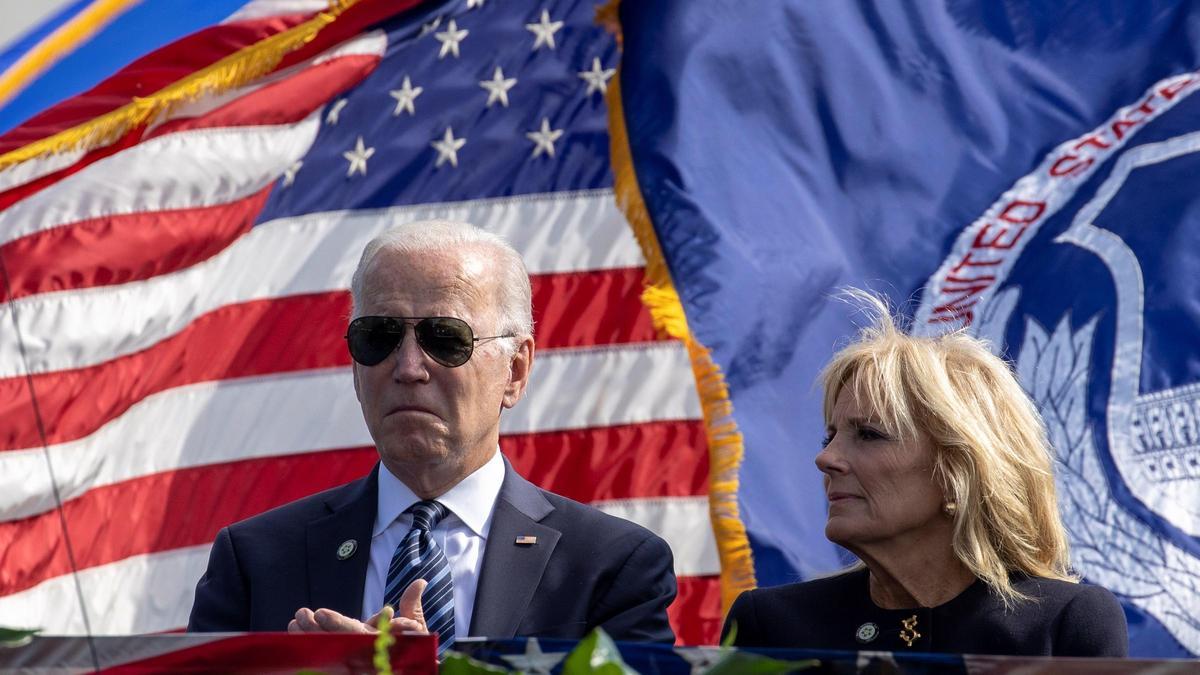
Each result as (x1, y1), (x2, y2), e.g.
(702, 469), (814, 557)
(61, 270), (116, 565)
(820, 434), (833, 448)
(856, 426), (887, 441)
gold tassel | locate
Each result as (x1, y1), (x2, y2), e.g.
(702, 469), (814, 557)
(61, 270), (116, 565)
(603, 4), (757, 618)
(0, 0), (363, 172)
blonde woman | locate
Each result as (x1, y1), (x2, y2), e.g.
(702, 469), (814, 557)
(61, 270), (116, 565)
(723, 293), (1127, 656)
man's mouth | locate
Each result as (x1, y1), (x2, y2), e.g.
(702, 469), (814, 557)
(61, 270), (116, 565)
(386, 405), (438, 417)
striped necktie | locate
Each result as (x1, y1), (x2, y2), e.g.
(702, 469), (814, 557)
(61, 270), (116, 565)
(384, 500), (455, 657)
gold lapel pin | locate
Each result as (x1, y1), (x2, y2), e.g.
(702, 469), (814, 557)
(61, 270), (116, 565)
(899, 614), (921, 647)
(515, 535), (538, 545)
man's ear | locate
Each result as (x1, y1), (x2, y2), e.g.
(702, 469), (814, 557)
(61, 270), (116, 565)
(501, 337), (534, 409)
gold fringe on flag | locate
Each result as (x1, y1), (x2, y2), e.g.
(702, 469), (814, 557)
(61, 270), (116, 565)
(0, 0), (363, 172)
(603, 9), (758, 617)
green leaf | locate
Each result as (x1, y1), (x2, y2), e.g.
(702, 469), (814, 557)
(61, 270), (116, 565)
(704, 651), (818, 675)
(372, 610), (395, 675)
(0, 627), (38, 647)
(561, 628), (637, 675)
(440, 651), (513, 674)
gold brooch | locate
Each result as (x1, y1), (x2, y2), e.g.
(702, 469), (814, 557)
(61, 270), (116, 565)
(899, 614), (921, 647)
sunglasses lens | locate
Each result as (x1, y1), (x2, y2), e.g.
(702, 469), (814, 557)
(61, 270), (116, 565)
(346, 316), (477, 367)
(415, 317), (474, 367)
(346, 317), (403, 366)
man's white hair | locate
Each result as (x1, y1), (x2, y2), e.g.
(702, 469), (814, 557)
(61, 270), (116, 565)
(349, 220), (534, 345)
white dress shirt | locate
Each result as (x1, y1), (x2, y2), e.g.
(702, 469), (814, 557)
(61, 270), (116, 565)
(361, 450), (505, 639)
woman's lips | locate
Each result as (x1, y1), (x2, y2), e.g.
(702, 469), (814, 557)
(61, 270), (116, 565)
(827, 491), (861, 502)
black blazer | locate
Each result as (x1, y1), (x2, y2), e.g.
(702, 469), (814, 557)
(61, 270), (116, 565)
(723, 568), (1127, 656)
(188, 460), (676, 642)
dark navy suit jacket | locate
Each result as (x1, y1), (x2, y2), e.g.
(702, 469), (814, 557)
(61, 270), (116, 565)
(723, 568), (1127, 656)
(187, 460), (677, 642)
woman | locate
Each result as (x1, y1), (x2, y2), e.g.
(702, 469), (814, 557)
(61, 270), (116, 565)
(723, 293), (1127, 656)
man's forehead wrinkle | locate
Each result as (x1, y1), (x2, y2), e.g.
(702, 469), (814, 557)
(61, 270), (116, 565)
(453, 249), (502, 305)
(456, 246), (491, 277)
(358, 248), (498, 323)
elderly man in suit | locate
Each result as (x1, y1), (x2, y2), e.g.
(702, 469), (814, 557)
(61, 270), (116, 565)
(187, 220), (677, 653)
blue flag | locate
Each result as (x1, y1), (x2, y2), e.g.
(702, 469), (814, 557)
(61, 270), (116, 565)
(618, 0), (1200, 657)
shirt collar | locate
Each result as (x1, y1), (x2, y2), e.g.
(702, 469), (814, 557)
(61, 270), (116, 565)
(374, 449), (505, 538)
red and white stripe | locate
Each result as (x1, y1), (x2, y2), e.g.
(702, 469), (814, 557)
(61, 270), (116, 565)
(0, 1), (721, 646)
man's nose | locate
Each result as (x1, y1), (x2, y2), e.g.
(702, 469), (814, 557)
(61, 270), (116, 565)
(390, 331), (431, 382)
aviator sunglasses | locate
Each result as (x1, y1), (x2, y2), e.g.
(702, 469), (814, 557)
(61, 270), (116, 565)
(345, 316), (513, 368)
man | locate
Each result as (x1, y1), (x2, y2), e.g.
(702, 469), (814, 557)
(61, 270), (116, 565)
(187, 220), (677, 650)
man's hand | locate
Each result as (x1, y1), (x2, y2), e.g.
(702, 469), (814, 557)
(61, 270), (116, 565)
(288, 606), (373, 633)
(391, 578), (428, 633)
(286, 579), (430, 634)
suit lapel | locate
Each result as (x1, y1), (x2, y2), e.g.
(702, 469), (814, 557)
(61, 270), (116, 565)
(306, 464), (379, 619)
(470, 461), (560, 637)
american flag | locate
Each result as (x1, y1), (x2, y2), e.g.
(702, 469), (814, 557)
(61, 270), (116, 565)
(0, 0), (721, 644)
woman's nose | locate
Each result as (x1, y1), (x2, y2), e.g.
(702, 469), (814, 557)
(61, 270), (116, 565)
(815, 441), (847, 475)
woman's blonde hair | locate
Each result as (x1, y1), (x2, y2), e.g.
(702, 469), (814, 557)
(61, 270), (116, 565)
(821, 290), (1074, 603)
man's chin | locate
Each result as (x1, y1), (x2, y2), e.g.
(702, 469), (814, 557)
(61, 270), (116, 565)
(379, 441), (446, 456)
(377, 441), (456, 468)
(377, 445), (469, 496)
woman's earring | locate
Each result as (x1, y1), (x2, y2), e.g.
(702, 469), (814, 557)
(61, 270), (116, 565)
(943, 501), (958, 518)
